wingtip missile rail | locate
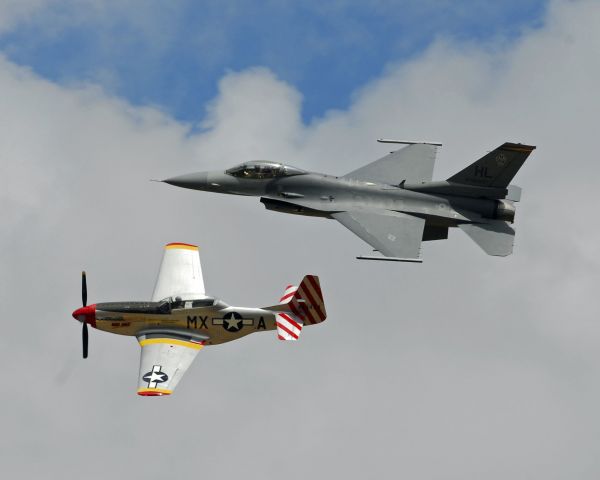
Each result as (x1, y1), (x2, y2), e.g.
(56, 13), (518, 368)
(377, 138), (443, 146)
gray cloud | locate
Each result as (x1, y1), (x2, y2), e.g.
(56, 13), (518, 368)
(1, 1), (600, 478)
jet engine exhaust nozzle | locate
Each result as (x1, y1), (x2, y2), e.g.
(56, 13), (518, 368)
(493, 199), (516, 223)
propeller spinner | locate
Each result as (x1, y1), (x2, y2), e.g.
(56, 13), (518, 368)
(72, 271), (96, 359)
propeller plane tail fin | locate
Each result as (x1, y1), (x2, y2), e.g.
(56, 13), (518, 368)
(265, 275), (326, 341)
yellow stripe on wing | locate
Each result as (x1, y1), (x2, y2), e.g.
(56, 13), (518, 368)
(139, 338), (205, 350)
(137, 388), (173, 396)
(165, 242), (198, 251)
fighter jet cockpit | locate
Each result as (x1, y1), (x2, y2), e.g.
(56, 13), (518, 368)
(225, 161), (306, 179)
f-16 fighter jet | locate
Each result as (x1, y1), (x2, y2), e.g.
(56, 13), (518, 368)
(72, 243), (326, 396)
(163, 140), (536, 262)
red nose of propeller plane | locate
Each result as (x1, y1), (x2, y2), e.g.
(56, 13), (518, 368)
(72, 304), (96, 327)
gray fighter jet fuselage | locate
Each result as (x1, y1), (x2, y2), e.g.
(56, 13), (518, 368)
(164, 140), (536, 262)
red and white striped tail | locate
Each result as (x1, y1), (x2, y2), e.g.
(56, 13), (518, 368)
(276, 275), (326, 342)
(279, 284), (298, 304)
(276, 312), (303, 341)
(291, 275), (326, 325)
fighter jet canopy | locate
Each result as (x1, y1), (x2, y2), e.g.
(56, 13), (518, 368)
(225, 161), (306, 179)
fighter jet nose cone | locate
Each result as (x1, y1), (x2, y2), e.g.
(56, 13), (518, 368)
(72, 304), (96, 325)
(163, 172), (208, 190)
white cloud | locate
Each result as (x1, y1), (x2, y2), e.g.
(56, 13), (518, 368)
(1, 1), (600, 478)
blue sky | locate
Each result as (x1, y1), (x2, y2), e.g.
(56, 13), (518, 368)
(0, 1), (548, 124)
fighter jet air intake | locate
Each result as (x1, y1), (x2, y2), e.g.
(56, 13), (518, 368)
(163, 140), (536, 262)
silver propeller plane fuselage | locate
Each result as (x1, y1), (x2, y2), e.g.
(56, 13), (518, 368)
(164, 140), (536, 261)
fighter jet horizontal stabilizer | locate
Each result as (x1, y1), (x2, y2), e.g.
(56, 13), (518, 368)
(377, 138), (442, 146)
(356, 255), (423, 263)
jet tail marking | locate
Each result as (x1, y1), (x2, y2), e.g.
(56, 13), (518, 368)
(447, 142), (535, 189)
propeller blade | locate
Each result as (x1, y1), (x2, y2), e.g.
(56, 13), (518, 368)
(82, 271), (87, 307)
(82, 321), (89, 359)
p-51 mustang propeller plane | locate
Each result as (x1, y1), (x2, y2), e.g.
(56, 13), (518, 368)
(72, 243), (326, 396)
(163, 140), (536, 262)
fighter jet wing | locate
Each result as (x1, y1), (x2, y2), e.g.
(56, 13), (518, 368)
(342, 143), (438, 185)
(151, 243), (205, 301)
(136, 329), (209, 396)
(331, 209), (425, 260)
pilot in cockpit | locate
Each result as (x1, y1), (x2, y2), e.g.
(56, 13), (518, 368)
(171, 296), (184, 310)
